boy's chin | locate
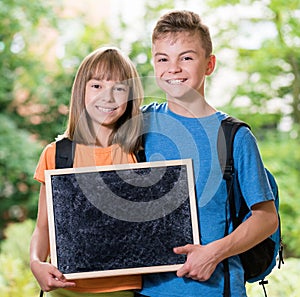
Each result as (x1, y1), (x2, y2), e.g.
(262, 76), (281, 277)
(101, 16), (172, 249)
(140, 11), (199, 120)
(163, 87), (190, 100)
(158, 82), (198, 100)
(166, 90), (198, 102)
(166, 94), (187, 102)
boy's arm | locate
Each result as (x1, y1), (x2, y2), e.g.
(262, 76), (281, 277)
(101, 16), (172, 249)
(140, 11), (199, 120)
(174, 200), (278, 281)
(30, 184), (76, 291)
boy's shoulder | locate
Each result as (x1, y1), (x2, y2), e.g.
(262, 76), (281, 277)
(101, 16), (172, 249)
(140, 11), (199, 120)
(141, 101), (167, 113)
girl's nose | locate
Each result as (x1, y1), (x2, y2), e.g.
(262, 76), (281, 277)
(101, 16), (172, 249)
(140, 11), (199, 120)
(101, 87), (114, 102)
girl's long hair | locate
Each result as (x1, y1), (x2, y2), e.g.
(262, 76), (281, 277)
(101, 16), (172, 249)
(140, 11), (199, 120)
(63, 46), (143, 153)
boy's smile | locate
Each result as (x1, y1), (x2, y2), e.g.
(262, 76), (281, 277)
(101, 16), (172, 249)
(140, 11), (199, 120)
(152, 32), (215, 102)
(166, 78), (187, 85)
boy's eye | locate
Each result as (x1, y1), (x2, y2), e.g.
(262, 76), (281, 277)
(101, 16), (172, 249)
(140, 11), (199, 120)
(156, 56), (168, 63)
(182, 56), (193, 61)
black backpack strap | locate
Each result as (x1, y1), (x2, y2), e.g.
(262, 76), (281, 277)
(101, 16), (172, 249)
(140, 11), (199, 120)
(218, 117), (250, 181)
(134, 134), (146, 163)
(55, 138), (75, 169)
(55, 138), (144, 167)
(134, 149), (146, 163)
(38, 140), (74, 296)
(217, 116), (250, 297)
(218, 116), (251, 221)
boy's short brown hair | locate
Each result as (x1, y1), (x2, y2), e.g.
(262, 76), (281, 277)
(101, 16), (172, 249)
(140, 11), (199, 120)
(152, 10), (213, 58)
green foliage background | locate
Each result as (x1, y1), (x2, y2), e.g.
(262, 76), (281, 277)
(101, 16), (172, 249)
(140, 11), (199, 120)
(0, 0), (299, 295)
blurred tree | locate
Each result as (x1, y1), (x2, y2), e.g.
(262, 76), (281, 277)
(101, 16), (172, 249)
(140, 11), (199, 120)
(206, 0), (300, 136)
(0, 220), (40, 295)
(259, 135), (300, 257)
(0, 115), (41, 238)
(205, 0), (300, 257)
(0, 0), (59, 238)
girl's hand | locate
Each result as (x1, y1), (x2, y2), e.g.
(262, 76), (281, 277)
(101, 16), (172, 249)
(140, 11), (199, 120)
(31, 260), (76, 292)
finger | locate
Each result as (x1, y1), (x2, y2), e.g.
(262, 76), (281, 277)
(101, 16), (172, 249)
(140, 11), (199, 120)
(50, 277), (76, 289)
(176, 263), (189, 278)
(173, 244), (192, 255)
(57, 280), (76, 288)
(48, 267), (76, 287)
(49, 267), (66, 282)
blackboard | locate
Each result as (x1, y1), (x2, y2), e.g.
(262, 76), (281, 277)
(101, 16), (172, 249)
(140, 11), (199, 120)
(45, 159), (199, 280)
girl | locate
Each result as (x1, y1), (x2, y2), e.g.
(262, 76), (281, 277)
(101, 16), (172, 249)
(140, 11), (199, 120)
(30, 46), (144, 297)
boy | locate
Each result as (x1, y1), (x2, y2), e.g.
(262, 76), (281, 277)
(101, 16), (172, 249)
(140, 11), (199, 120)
(138, 10), (278, 297)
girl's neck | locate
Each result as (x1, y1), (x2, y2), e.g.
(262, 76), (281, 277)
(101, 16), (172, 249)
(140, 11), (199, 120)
(93, 125), (114, 148)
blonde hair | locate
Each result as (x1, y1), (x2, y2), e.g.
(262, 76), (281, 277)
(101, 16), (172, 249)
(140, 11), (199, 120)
(64, 46), (143, 153)
(152, 10), (213, 58)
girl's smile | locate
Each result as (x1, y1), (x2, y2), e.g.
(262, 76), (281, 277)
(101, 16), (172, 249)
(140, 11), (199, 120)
(96, 105), (118, 113)
(85, 79), (129, 127)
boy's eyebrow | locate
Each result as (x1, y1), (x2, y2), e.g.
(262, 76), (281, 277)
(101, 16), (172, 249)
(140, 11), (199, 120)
(154, 52), (168, 57)
(154, 50), (198, 57)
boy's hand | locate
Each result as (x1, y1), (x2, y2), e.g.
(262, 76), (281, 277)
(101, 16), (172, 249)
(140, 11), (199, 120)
(174, 244), (219, 282)
(31, 260), (76, 292)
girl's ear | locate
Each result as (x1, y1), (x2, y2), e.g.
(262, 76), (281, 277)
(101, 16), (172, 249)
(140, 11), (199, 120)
(205, 55), (216, 75)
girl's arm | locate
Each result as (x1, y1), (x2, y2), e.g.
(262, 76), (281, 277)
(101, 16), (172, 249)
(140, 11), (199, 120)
(30, 183), (76, 292)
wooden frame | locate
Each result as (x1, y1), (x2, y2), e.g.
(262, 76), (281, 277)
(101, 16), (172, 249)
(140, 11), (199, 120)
(45, 159), (199, 280)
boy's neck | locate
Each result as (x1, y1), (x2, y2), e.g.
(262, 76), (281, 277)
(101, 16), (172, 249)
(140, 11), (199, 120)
(167, 96), (216, 118)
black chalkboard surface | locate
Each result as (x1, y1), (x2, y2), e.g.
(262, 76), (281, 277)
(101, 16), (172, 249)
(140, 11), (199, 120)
(45, 159), (199, 280)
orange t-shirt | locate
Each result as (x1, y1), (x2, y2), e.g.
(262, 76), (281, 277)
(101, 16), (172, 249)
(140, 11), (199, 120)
(34, 141), (141, 293)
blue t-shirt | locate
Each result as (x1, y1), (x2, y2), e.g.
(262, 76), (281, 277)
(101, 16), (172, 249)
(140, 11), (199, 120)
(139, 102), (274, 297)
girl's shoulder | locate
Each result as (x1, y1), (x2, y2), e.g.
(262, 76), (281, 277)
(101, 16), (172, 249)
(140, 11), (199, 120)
(42, 141), (57, 157)
(34, 141), (56, 183)
(38, 140), (62, 170)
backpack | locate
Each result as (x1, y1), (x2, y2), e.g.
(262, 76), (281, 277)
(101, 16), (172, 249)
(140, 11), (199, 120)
(55, 138), (146, 169)
(54, 132), (283, 297)
(217, 116), (284, 297)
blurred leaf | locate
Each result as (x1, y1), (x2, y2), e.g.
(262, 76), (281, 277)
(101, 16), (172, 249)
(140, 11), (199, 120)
(0, 115), (41, 238)
(0, 220), (40, 296)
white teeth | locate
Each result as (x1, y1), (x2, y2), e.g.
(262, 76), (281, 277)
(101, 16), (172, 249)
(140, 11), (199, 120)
(97, 107), (117, 113)
(167, 79), (185, 85)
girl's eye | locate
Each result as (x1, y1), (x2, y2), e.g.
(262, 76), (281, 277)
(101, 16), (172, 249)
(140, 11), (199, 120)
(114, 85), (127, 92)
(91, 84), (101, 89)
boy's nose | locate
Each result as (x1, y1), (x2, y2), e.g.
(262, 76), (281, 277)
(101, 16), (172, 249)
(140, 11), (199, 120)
(168, 61), (181, 73)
